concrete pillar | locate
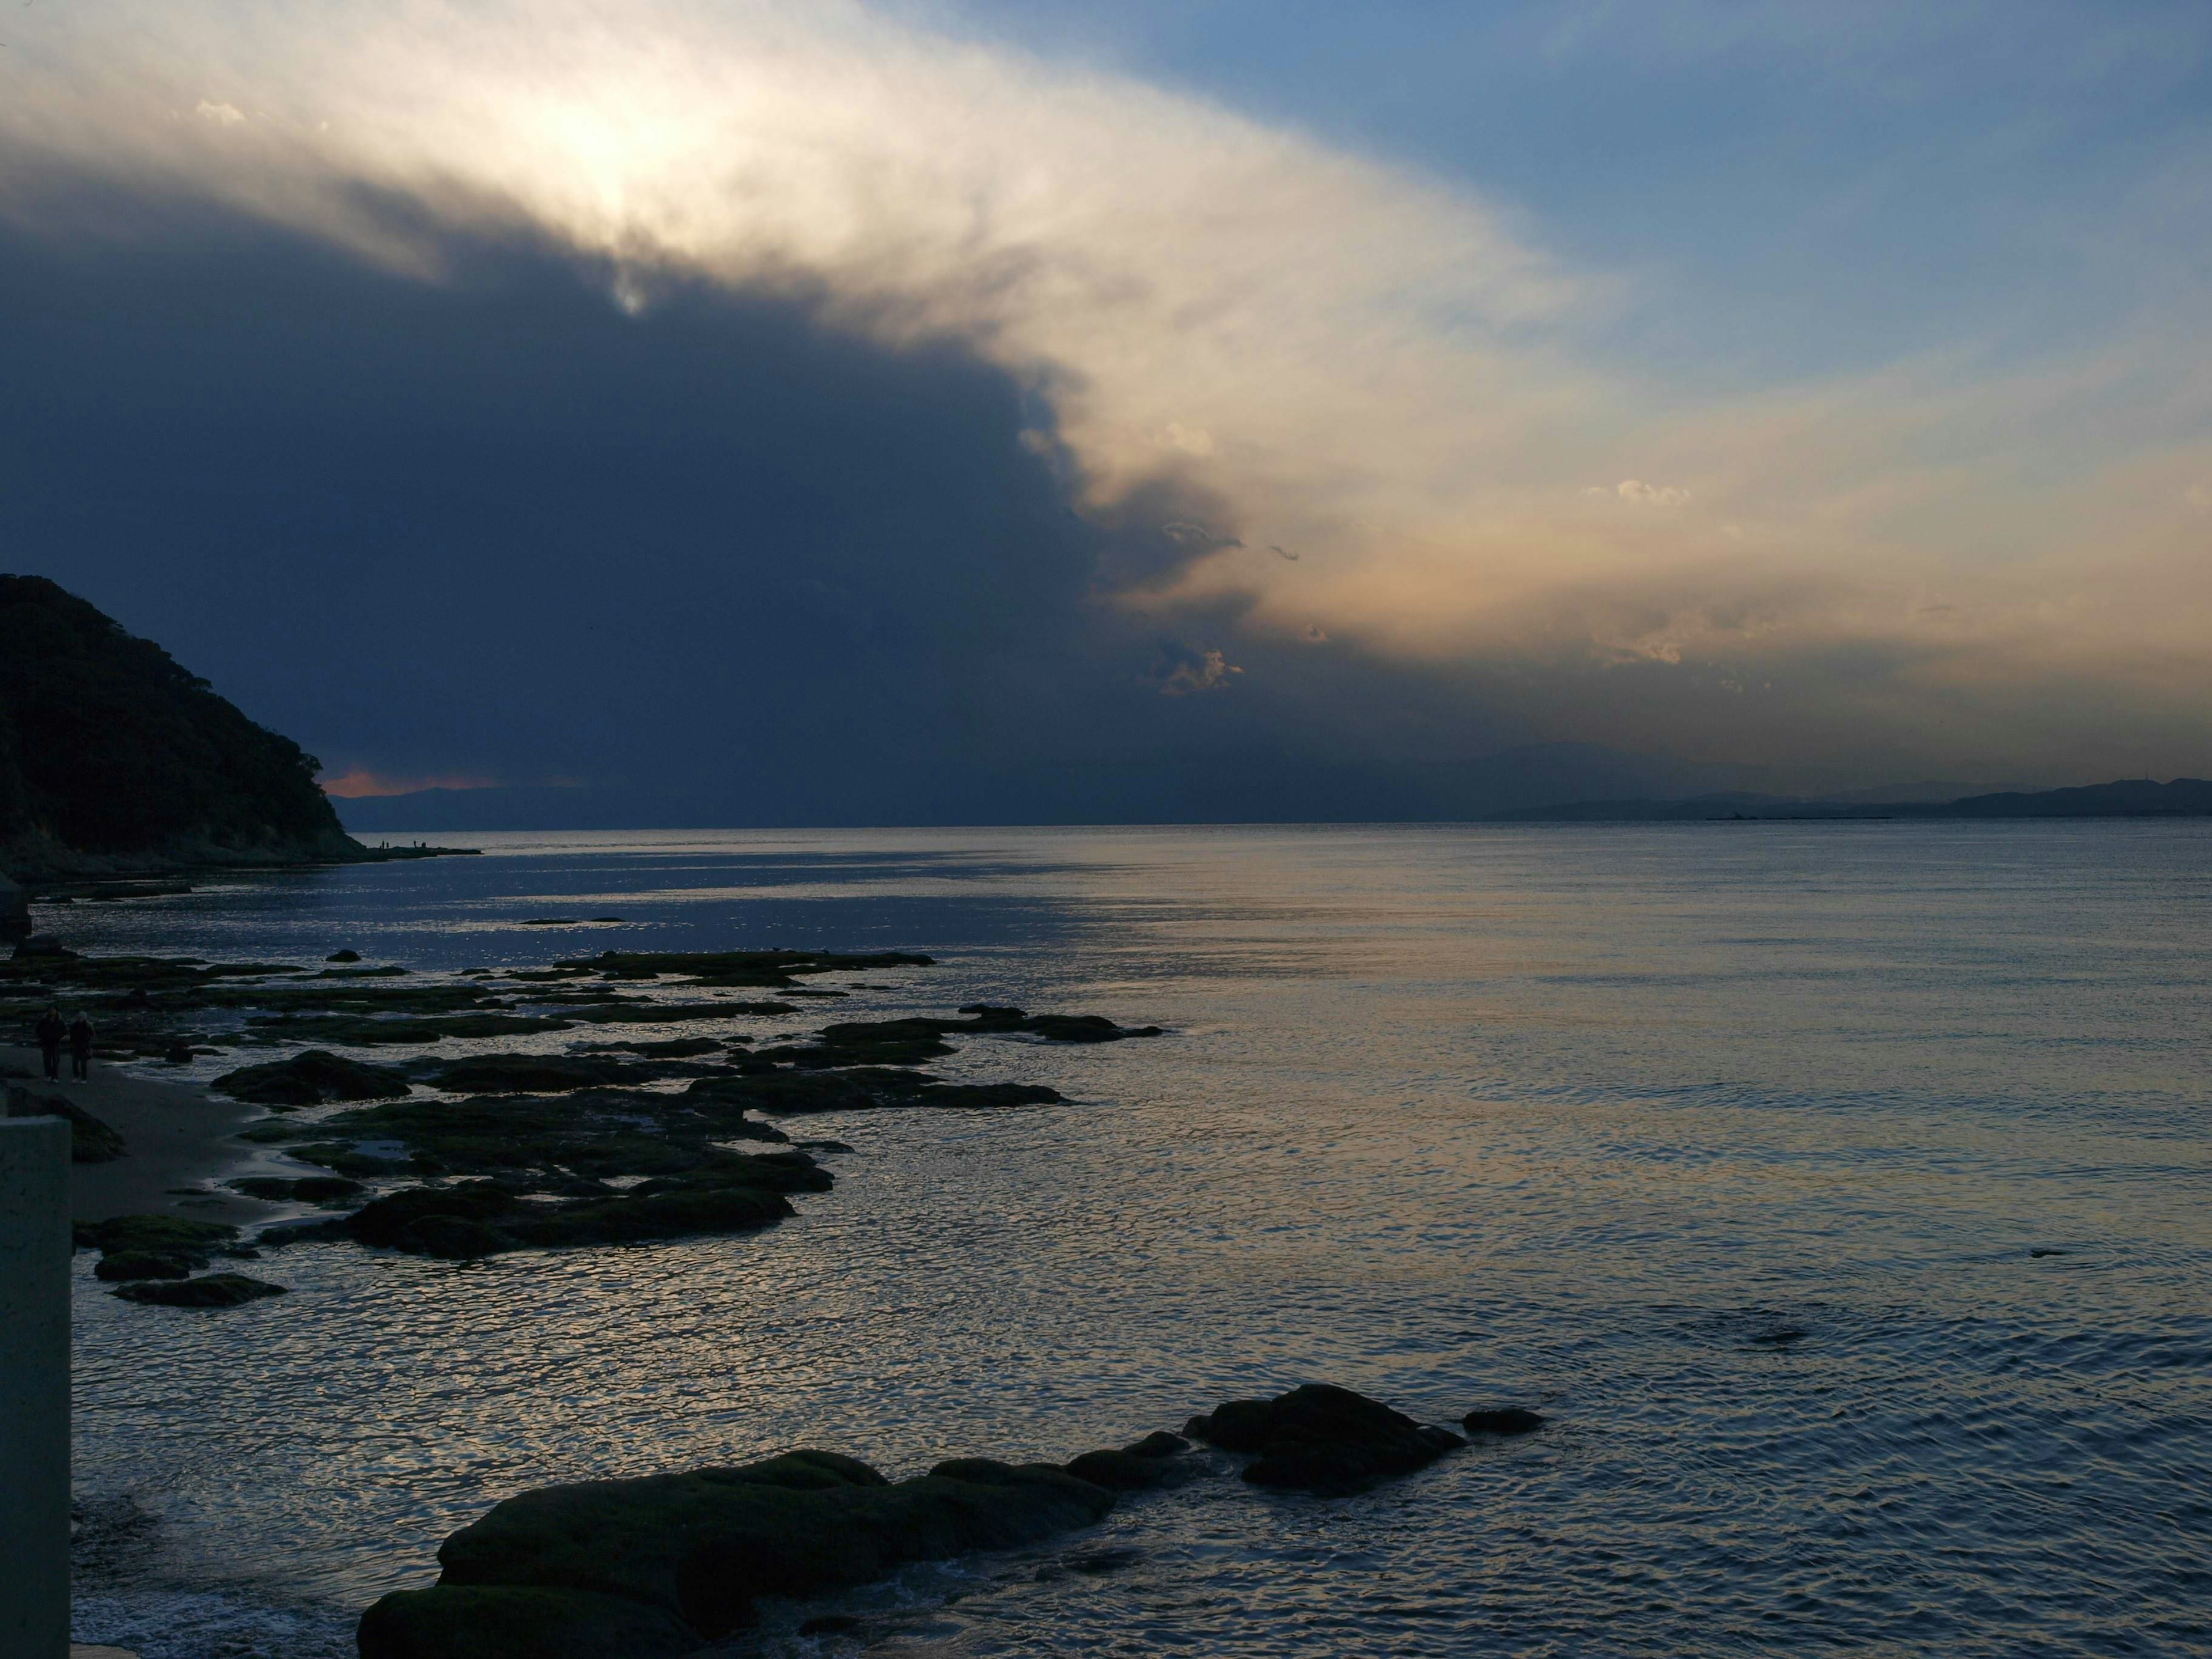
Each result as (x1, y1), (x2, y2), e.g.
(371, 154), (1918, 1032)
(1, 1116), (72, 1659)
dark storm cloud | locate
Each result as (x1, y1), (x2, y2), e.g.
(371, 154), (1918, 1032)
(1, 197), (1646, 824)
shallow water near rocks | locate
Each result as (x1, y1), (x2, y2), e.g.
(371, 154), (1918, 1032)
(62, 822), (2212, 1657)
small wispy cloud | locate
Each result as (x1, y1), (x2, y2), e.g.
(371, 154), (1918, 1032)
(1588, 479), (1692, 506)
(1152, 644), (1243, 696)
(193, 99), (244, 125)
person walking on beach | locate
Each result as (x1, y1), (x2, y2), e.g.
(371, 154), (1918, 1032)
(68, 1012), (94, 1081)
(35, 1005), (64, 1081)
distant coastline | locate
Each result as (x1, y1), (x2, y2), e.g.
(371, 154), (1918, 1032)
(1489, 778), (2212, 823)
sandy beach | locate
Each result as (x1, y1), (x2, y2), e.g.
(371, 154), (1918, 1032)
(1, 1048), (279, 1226)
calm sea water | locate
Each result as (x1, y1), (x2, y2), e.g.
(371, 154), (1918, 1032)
(60, 823), (2212, 1658)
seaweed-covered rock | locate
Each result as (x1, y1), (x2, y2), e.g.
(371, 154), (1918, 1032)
(1061, 1429), (1192, 1491)
(1185, 1384), (1464, 1495)
(359, 1446), (1115, 1657)
(93, 1249), (196, 1281)
(553, 949), (934, 990)
(243, 1012), (577, 1045)
(75, 1213), (236, 1263)
(427, 1055), (650, 1094)
(684, 1071), (1062, 1116)
(335, 1152), (832, 1259)
(211, 1050), (413, 1107)
(113, 1272), (286, 1307)
(227, 1175), (365, 1203)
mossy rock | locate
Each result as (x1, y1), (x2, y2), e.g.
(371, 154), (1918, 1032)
(243, 1013), (576, 1044)
(395, 1447), (1113, 1644)
(76, 1213), (237, 1259)
(227, 1175), (365, 1203)
(211, 1050), (414, 1106)
(335, 1153), (830, 1259)
(357, 1585), (702, 1659)
(93, 1249), (196, 1282)
(552, 949), (934, 990)
(113, 1272), (286, 1307)
(1185, 1383), (1464, 1495)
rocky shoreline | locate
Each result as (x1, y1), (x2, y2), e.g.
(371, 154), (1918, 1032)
(17, 929), (1550, 1656)
(6, 937), (1160, 1291)
(359, 1383), (1543, 1659)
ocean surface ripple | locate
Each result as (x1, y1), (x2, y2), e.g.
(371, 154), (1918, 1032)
(63, 823), (2212, 1657)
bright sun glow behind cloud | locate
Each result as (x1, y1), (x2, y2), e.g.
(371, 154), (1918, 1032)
(5, 0), (2210, 776)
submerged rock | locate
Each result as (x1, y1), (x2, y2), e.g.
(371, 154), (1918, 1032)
(93, 1249), (196, 1281)
(327, 1151), (832, 1259)
(76, 1213), (236, 1268)
(1185, 1384), (1464, 1495)
(358, 1446), (1116, 1657)
(1461, 1407), (1546, 1435)
(211, 1050), (414, 1107)
(112, 1271), (286, 1307)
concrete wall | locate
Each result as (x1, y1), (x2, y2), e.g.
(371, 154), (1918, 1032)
(1, 1116), (71, 1658)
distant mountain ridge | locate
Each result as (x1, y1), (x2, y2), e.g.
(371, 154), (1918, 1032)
(0, 575), (365, 879)
(1493, 778), (2212, 822)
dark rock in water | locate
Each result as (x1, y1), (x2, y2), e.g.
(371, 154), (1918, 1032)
(1065, 1547), (1143, 1575)
(1062, 1448), (1181, 1491)
(1461, 1407), (1545, 1435)
(685, 1070), (1062, 1116)
(2030, 1247), (2069, 1258)
(113, 1271), (286, 1307)
(76, 1213), (236, 1270)
(1749, 1327), (1806, 1347)
(163, 1039), (195, 1064)
(93, 1249), (196, 1281)
(570, 1037), (726, 1058)
(359, 1446), (1118, 1656)
(211, 1050), (414, 1106)
(1185, 1383), (1464, 1495)
(1062, 1428), (1196, 1490)
(336, 1152), (832, 1259)
(797, 1613), (863, 1635)
(427, 1055), (652, 1095)
(12, 932), (72, 959)
(327, 949), (362, 963)
(556, 948), (934, 991)
(228, 1175), (365, 1203)
(817, 1008), (1164, 1052)
(6, 1085), (126, 1161)
(1022, 1013), (1164, 1043)
(359, 1585), (702, 1659)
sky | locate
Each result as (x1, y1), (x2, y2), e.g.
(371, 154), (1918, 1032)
(2, 0), (2209, 822)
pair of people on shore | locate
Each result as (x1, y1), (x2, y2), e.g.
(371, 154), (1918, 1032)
(35, 1007), (93, 1081)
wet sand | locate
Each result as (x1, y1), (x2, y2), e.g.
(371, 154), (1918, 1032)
(1, 1048), (279, 1225)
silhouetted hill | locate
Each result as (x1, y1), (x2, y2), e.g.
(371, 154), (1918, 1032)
(1493, 778), (2212, 822)
(0, 575), (363, 877)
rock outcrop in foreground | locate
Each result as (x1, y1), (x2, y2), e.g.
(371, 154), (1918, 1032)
(357, 1384), (1498, 1659)
(0, 574), (362, 877)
